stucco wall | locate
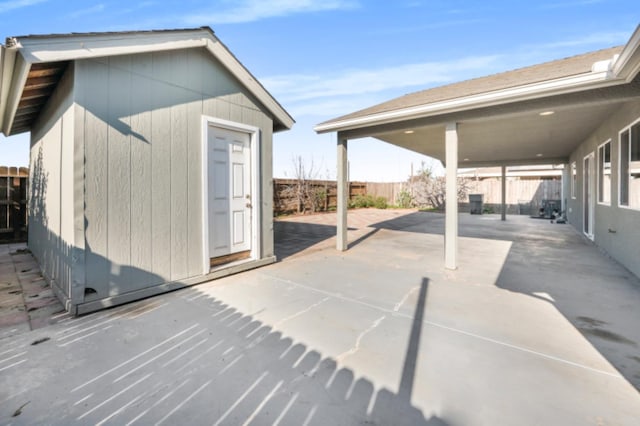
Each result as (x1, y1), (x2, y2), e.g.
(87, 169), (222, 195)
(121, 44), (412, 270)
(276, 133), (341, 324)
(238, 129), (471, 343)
(29, 64), (76, 303)
(73, 47), (275, 301)
(567, 99), (640, 278)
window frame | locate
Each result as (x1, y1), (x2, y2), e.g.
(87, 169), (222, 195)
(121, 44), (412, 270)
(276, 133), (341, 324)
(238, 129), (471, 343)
(571, 161), (577, 199)
(597, 139), (611, 206)
(619, 117), (640, 210)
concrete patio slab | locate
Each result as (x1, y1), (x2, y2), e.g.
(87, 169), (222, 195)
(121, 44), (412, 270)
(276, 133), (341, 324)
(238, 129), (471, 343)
(0, 209), (639, 425)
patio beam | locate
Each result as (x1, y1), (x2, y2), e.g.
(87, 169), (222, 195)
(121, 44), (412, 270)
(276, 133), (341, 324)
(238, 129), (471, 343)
(337, 133), (348, 251)
(501, 165), (507, 221)
(445, 122), (458, 270)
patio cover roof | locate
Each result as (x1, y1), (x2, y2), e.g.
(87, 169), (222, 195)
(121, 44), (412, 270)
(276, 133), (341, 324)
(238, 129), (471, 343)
(315, 25), (640, 167)
(0, 27), (295, 137)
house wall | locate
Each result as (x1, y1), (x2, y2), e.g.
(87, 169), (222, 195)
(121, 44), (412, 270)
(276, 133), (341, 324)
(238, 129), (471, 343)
(73, 48), (275, 301)
(567, 99), (640, 278)
(29, 64), (77, 305)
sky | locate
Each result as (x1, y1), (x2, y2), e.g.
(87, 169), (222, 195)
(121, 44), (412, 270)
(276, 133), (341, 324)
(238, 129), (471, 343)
(0, 0), (637, 181)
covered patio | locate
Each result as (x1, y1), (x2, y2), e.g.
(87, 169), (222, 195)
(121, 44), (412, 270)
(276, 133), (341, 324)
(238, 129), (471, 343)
(315, 26), (640, 271)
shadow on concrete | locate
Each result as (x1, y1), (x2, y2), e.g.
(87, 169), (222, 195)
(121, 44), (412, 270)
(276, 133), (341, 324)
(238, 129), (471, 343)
(399, 277), (429, 401)
(342, 210), (640, 390)
(3, 275), (446, 424)
(492, 225), (640, 391)
(274, 220), (357, 260)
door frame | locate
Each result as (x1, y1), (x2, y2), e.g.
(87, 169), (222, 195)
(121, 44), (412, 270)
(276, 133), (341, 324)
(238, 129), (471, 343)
(583, 152), (595, 240)
(201, 116), (262, 274)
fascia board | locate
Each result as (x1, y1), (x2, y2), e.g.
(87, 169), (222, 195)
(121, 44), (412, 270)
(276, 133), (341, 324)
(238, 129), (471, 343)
(17, 31), (210, 64)
(0, 45), (17, 133)
(314, 71), (618, 134)
(203, 38), (294, 131)
(612, 24), (640, 81)
(2, 53), (29, 136)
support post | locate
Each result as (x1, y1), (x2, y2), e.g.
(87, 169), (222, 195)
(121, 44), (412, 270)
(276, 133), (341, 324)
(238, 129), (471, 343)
(501, 165), (507, 221)
(561, 164), (568, 215)
(445, 123), (458, 270)
(337, 134), (348, 251)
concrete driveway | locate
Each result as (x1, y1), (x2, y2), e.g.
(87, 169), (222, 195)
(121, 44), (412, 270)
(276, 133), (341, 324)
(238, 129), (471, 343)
(1, 209), (639, 425)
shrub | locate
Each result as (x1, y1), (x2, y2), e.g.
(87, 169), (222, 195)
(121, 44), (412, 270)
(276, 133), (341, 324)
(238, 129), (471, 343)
(349, 194), (388, 209)
(396, 190), (413, 208)
(374, 196), (388, 209)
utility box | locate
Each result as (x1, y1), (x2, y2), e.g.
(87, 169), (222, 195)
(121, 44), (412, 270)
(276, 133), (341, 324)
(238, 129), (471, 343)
(469, 194), (484, 214)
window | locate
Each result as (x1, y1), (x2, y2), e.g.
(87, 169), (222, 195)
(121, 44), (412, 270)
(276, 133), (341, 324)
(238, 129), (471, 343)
(620, 119), (640, 209)
(571, 162), (577, 199)
(598, 140), (611, 205)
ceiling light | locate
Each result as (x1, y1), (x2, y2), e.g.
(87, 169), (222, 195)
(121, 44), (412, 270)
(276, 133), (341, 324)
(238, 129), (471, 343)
(539, 111), (555, 116)
(463, 158), (470, 161)
(404, 130), (414, 134)
(536, 153), (543, 157)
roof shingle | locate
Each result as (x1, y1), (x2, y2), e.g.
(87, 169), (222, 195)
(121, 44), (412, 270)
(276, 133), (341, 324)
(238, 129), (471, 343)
(318, 46), (623, 127)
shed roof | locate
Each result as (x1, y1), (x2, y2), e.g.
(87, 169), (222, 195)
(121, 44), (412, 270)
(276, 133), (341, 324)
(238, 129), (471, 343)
(0, 27), (294, 136)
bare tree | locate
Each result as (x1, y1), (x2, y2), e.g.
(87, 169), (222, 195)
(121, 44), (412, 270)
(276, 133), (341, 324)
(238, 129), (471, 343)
(282, 156), (324, 214)
(409, 163), (470, 210)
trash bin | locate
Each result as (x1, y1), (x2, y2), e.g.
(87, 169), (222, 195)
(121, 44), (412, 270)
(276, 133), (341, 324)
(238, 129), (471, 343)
(469, 194), (483, 214)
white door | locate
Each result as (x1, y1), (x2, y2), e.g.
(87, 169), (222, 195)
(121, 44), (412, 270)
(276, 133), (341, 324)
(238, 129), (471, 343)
(208, 125), (252, 258)
(583, 153), (595, 239)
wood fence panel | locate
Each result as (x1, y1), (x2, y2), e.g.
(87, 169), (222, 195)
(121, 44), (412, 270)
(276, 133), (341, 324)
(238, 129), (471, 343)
(366, 182), (406, 204)
(0, 166), (29, 242)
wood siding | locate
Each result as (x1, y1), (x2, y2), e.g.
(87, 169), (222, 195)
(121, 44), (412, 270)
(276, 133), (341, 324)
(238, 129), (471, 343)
(29, 63), (76, 302)
(73, 47), (274, 300)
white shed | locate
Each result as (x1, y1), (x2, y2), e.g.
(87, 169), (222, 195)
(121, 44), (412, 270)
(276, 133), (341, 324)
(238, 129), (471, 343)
(0, 27), (294, 314)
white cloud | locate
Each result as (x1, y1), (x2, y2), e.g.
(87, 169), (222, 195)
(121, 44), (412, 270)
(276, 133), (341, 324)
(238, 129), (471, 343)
(0, 0), (47, 13)
(532, 31), (630, 49)
(541, 0), (603, 9)
(182, 0), (359, 25)
(69, 4), (105, 18)
(262, 54), (502, 117)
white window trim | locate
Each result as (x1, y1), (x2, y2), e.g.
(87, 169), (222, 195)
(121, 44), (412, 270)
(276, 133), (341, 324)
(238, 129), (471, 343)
(583, 152), (595, 240)
(571, 161), (577, 199)
(200, 116), (262, 275)
(618, 116), (640, 211)
(597, 139), (612, 206)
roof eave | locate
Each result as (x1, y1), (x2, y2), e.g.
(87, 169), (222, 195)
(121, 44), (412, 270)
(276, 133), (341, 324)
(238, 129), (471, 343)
(314, 70), (619, 134)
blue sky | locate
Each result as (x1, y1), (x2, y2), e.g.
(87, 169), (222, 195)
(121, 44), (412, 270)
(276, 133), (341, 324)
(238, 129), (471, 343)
(0, 0), (637, 181)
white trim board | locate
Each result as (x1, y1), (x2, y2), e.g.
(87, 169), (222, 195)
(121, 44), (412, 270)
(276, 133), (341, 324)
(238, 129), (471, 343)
(201, 116), (262, 275)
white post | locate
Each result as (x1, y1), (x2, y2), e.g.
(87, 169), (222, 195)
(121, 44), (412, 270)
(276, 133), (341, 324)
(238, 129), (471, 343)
(501, 165), (507, 221)
(337, 134), (348, 251)
(445, 123), (458, 270)
(561, 165), (568, 215)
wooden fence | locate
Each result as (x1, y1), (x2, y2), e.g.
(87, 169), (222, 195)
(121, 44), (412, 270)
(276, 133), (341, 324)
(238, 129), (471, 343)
(365, 182), (407, 206)
(464, 177), (562, 214)
(0, 166), (29, 242)
(273, 179), (366, 215)
(273, 176), (561, 216)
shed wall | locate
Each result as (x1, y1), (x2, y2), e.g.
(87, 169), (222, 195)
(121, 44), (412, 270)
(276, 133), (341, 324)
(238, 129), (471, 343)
(74, 48), (274, 301)
(567, 99), (640, 278)
(29, 64), (76, 304)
